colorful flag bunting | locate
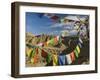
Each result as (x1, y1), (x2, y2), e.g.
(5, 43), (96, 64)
(58, 55), (66, 65)
(26, 36), (84, 66)
(66, 54), (72, 64)
(53, 54), (58, 66)
(70, 51), (75, 62)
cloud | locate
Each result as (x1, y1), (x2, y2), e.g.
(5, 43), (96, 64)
(60, 29), (78, 36)
(50, 23), (66, 28)
(50, 22), (75, 30)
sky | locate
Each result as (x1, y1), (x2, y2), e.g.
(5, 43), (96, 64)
(26, 12), (89, 36)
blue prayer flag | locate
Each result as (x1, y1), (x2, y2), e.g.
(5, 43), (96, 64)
(58, 55), (66, 65)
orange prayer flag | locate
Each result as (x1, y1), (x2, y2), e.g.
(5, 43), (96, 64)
(33, 54), (39, 64)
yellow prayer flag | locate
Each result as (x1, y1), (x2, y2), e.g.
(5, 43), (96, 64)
(76, 45), (80, 54)
(53, 54), (58, 66)
(26, 48), (33, 57)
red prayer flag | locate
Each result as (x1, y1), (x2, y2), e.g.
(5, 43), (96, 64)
(41, 49), (48, 58)
(70, 51), (75, 62)
(36, 48), (38, 54)
(33, 54), (39, 64)
(51, 15), (59, 20)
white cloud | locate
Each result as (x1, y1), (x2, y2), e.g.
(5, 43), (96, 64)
(50, 22), (75, 30)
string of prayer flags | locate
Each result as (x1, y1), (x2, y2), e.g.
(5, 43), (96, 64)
(58, 55), (66, 65)
(53, 54), (58, 66)
(66, 54), (72, 64)
(26, 37), (84, 66)
(70, 51), (75, 62)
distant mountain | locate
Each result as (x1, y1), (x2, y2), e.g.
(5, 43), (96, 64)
(26, 33), (56, 46)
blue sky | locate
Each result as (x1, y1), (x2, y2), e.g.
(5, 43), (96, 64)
(26, 12), (88, 36)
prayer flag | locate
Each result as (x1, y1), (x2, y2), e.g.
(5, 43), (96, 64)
(33, 54), (39, 64)
(46, 53), (52, 64)
(74, 49), (79, 58)
(41, 49), (48, 58)
(53, 54), (58, 66)
(26, 48), (33, 57)
(70, 51), (75, 62)
(66, 54), (72, 64)
(78, 42), (82, 48)
(79, 37), (83, 44)
(44, 13), (59, 21)
(29, 48), (35, 58)
(76, 45), (80, 54)
(58, 55), (66, 65)
(36, 48), (38, 54)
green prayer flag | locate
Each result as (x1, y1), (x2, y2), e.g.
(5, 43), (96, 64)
(74, 49), (79, 58)
(49, 38), (54, 45)
(29, 48), (35, 58)
(46, 53), (51, 63)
